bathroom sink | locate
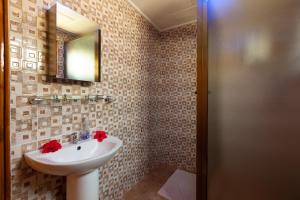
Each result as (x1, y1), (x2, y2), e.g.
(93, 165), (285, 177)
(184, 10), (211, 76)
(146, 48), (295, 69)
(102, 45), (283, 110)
(25, 135), (122, 200)
(24, 135), (122, 176)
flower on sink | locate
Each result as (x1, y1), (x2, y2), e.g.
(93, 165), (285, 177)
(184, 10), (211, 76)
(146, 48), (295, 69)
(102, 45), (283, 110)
(94, 130), (107, 142)
(40, 140), (62, 153)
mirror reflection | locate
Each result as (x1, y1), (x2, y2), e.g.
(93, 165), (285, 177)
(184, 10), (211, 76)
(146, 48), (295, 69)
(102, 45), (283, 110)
(48, 3), (101, 82)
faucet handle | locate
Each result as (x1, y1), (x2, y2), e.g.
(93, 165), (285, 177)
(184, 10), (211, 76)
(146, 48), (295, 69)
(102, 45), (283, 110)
(70, 132), (79, 144)
(80, 131), (90, 141)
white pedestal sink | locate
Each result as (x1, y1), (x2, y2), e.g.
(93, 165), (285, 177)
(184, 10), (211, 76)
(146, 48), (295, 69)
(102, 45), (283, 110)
(24, 135), (122, 200)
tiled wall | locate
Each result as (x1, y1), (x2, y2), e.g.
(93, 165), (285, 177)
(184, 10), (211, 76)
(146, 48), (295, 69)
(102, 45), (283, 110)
(150, 24), (197, 173)
(56, 29), (76, 78)
(9, 0), (196, 199)
(9, 0), (159, 199)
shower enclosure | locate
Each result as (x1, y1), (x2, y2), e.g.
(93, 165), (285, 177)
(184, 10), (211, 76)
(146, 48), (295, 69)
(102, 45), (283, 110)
(208, 0), (300, 199)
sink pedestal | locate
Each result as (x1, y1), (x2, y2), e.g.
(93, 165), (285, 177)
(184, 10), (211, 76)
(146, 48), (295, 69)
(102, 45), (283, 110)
(24, 136), (122, 200)
(67, 169), (99, 200)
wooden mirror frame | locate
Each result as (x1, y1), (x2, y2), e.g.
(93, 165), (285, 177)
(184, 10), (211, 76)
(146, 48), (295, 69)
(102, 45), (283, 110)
(47, 3), (102, 83)
(0, 0), (11, 199)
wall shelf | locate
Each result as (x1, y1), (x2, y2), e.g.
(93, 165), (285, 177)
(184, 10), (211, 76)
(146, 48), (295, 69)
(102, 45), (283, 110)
(27, 95), (116, 105)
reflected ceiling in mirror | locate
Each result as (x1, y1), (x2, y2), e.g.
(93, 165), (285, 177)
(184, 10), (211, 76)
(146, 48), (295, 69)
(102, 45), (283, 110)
(48, 3), (101, 82)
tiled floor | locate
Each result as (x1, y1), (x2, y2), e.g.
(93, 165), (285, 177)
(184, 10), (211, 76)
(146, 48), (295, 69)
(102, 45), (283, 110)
(124, 166), (177, 200)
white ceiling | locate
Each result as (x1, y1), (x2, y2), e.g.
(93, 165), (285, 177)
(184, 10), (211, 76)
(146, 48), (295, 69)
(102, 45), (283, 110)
(127, 0), (197, 32)
(57, 3), (99, 35)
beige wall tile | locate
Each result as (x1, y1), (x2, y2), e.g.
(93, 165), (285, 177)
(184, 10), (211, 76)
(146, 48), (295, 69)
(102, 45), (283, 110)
(9, 0), (196, 199)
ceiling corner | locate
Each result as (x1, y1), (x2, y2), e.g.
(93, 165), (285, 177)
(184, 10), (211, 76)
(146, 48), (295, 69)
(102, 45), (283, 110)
(126, 0), (162, 31)
(127, 0), (196, 32)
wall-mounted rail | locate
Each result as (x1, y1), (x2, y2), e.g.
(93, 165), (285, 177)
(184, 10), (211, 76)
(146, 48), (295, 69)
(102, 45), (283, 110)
(27, 95), (116, 105)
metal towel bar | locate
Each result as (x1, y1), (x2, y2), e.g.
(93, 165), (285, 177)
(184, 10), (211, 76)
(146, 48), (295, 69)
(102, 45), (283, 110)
(27, 95), (116, 104)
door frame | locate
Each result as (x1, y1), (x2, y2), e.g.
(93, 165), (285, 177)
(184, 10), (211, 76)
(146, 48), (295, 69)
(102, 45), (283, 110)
(197, 0), (208, 200)
(0, 0), (10, 199)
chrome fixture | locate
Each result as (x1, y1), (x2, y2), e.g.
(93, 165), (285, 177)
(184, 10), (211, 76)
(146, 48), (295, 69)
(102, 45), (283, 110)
(70, 132), (92, 144)
(27, 94), (116, 105)
(70, 132), (79, 144)
(104, 96), (116, 103)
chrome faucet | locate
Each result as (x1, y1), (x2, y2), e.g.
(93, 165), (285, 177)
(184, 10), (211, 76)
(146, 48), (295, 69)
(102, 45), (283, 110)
(70, 132), (91, 144)
(69, 119), (91, 144)
(70, 132), (79, 144)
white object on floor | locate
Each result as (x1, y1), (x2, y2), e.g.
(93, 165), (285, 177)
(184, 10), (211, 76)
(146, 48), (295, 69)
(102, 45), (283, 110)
(158, 169), (196, 200)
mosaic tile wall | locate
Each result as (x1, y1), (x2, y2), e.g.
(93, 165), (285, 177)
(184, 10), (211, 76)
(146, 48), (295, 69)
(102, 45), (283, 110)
(149, 24), (197, 173)
(56, 29), (77, 78)
(9, 0), (159, 199)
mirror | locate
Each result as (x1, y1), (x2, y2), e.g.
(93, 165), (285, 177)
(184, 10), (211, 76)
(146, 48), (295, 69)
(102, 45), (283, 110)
(48, 3), (101, 82)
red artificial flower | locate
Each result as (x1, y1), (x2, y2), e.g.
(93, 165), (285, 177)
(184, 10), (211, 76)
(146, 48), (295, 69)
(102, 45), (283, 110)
(40, 140), (62, 153)
(94, 130), (107, 142)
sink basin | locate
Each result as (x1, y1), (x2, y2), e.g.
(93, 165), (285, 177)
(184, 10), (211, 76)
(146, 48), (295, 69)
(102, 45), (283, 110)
(24, 135), (122, 200)
(25, 135), (122, 176)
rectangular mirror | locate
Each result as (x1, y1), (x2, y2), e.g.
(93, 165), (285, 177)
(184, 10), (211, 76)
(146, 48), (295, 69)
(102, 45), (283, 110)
(48, 3), (101, 82)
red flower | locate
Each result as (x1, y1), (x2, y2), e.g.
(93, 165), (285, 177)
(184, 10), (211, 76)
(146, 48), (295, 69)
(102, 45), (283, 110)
(94, 131), (107, 142)
(40, 140), (62, 153)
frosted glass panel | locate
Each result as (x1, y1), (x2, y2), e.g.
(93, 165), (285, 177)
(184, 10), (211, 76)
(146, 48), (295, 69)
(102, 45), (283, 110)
(208, 0), (300, 199)
(65, 32), (98, 82)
